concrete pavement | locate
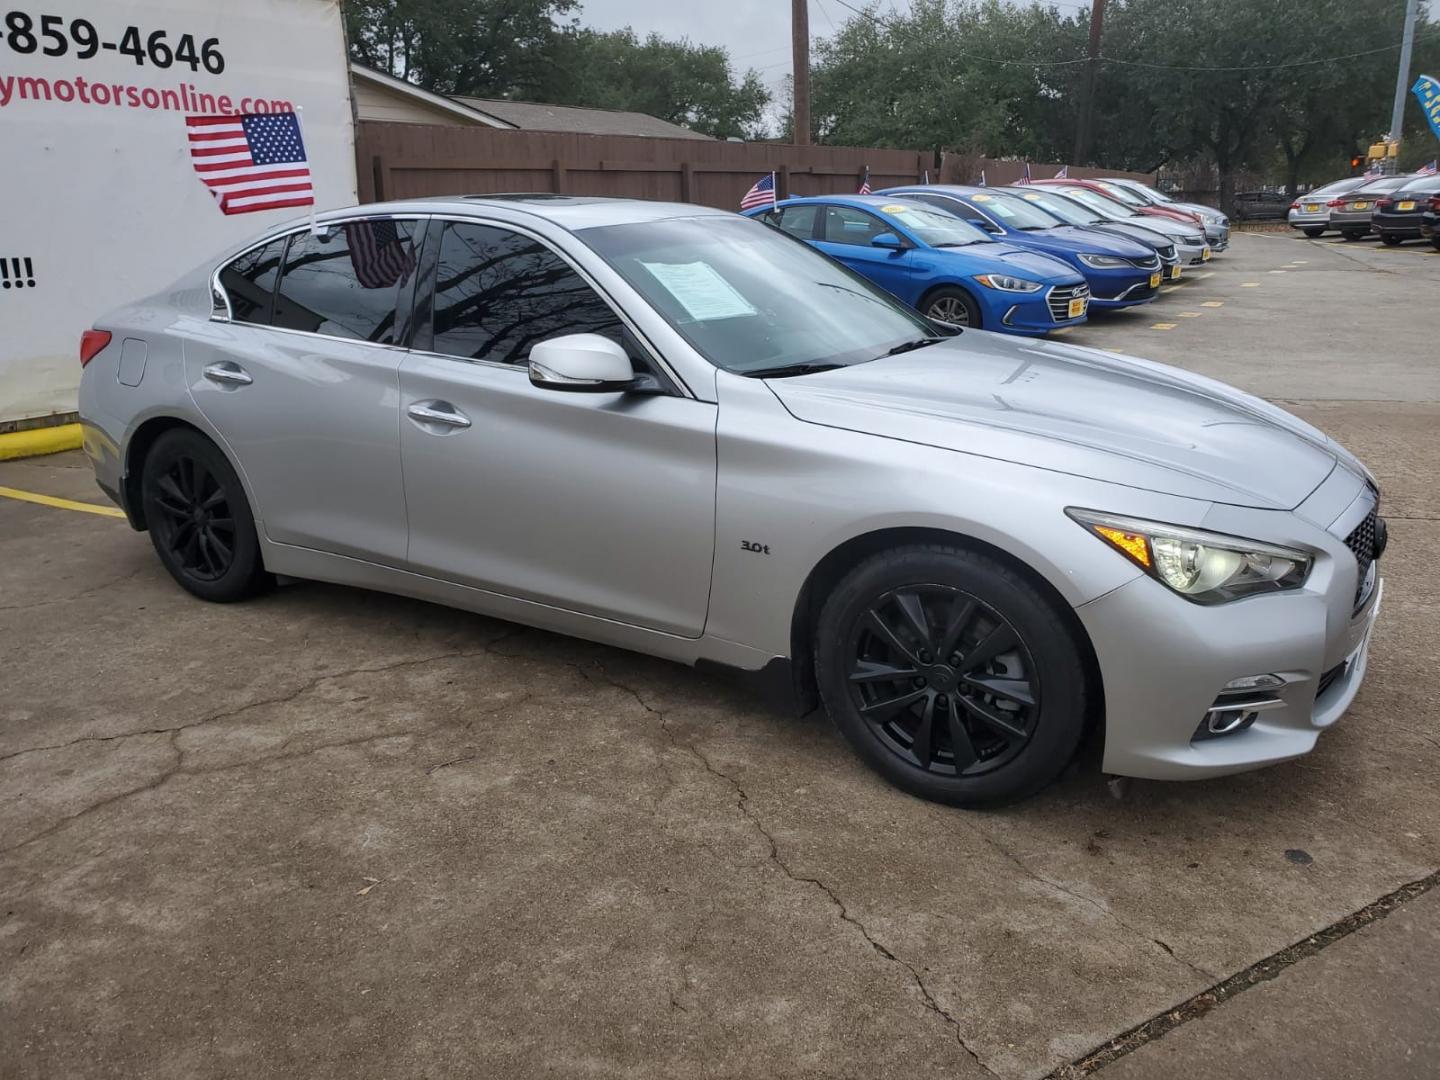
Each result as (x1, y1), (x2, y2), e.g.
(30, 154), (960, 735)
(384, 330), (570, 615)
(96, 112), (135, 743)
(2, 231), (1438, 1078)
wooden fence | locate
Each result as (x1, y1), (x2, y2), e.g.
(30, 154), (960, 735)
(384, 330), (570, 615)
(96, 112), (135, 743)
(354, 121), (1157, 208)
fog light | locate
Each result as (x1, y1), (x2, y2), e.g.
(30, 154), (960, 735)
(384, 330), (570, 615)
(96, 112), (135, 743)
(1221, 674), (1285, 692)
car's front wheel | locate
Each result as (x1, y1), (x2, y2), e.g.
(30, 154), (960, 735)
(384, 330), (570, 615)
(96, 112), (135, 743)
(814, 544), (1089, 807)
(1302, 226), (1325, 238)
(1380, 233), (1402, 246)
(141, 428), (269, 603)
(923, 287), (982, 329)
(1341, 230), (1367, 241)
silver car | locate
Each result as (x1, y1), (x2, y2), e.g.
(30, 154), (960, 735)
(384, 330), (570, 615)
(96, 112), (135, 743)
(1330, 176), (1413, 239)
(1287, 178), (1368, 236)
(78, 196), (1386, 807)
(1043, 185), (1212, 267)
(1096, 179), (1231, 251)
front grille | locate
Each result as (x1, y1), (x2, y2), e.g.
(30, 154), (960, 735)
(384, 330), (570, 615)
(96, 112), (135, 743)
(1345, 507), (1379, 607)
(1047, 283), (1090, 323)
(1128, 254), (1161, 271)
(1156, 244), (1176, 259)
(1316, 662), (1347, 700)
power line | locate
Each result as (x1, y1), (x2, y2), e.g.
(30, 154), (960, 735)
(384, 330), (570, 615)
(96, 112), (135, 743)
(825, 0), (1440, 74)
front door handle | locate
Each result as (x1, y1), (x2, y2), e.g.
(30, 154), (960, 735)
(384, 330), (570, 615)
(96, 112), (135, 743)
(407, 401), (471, 429)
(203, 361), (252, 386)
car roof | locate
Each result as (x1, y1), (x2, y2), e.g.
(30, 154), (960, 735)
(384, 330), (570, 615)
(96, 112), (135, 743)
(1396, 173), (1440, 191)
(305, 194), (731, 232)
(880, 184), (993, 198)
(772, 194), (936, 211)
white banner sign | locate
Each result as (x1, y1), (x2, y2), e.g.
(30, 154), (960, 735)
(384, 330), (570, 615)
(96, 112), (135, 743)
(0, 0), (357, 422)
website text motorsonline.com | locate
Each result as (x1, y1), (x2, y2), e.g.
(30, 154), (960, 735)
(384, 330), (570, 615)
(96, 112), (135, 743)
(0, 73), (292, 114)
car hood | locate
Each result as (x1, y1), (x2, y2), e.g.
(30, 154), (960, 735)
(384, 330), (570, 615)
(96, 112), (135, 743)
(767, 333), (1339, 509)
(943, 243), (1080, 283)
(1115, 214), (1202, 241)
(1025, 226), (1156, 259)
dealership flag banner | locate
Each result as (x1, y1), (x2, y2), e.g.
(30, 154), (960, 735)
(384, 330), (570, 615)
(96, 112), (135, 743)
(186, 111), (315, 215)
(1414, 75), (1440, 143)
(739, 172), (776, 210)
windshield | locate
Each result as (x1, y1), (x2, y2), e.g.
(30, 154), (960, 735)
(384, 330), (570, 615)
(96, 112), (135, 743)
(1094, 182), (1148, 208)
(1006, 188), (1101, 226)
(966, 192), (1060, 229)
(1054, 186), (1140, 219)
(1354, 177), (1410, 195)
(1120, 181), (1170, 204)
(1305, 179), (1363, 199)
(875, 203), (991, 246)
(1396, 175), (1440, 193)
(580, 215), (934, 376)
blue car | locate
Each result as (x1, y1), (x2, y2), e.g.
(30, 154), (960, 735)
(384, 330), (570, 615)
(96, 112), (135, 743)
(879, 185), (1163, 309)
(745, 195), (1089, 334)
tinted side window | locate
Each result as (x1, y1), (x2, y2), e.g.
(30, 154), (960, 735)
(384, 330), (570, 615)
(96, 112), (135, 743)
(272, 219), (419, 343)
(822, 206), (888, 246)
(431, 222), (623, 364)
(219, 239), (285, 324)
(775, 205), (818, 239)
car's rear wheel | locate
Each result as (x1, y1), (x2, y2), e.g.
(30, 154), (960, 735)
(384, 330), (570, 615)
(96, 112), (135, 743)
(923, 287), (981, 329)
(1341, 230), (1367, 241)
(1380, 233), (1402, 246)
(141, 428), (269, 603)
(814, 544), (1088, 807)
(1302, 226), (1325, 238)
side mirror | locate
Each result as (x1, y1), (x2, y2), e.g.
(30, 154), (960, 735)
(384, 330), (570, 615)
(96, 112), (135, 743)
(871, 232), (905, 250)
(528, 334), (640, 394)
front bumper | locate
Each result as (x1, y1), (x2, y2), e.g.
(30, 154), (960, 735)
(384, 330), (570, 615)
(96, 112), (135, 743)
(1174, 241), (1210, 266)
(1078, 476), (1384, 781)
(1087, 269), (1161, 308)
(992, 284), (1090, 335)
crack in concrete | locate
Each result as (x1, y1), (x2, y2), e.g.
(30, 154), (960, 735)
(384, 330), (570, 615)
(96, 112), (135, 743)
(976, 833), (1217, 984)
(572, 660), (1001, 1078)
(0, 632), (518, 766)
(0, 565), (148, 613)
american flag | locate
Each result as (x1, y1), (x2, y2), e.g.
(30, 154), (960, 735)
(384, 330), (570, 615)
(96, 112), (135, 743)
(1418, 160), (1438, 176)
(342, 220), (417, 290)
(740, 172), (776, 210)
(858, 169), (871, 195)
(1054, 165), (1069, 179)
(1014, 162), (1033, 185)
(187, 112), (314, 216)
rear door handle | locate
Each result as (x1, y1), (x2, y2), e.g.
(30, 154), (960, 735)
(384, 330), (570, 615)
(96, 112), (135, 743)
(203, 361), (252, 386)
(407, 401), (471, 429)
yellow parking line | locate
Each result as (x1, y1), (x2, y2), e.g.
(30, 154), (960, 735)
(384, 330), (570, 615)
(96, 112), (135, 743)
(1201, 301), (1224, 307)
(1150, 322), (1178, 330)
(1049, 327), (1074, 335)
(0, 485), (125, 518)
(1160, 285), (1182, 294)
(1268, 269), (1288, 274)
(1241, 282), (1261, 287)
(1293, 260), (1309, 264)
(1178, 312), (1202, 317)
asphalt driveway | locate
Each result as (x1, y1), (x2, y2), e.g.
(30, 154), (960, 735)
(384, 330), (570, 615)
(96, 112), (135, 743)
(2, 231), (1438, 1079)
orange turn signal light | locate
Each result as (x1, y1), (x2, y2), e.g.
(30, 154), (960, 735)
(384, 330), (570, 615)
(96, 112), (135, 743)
(1094, 526), (1151, 568)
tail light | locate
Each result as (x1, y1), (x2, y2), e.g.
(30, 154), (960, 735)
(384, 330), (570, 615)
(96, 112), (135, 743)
(1376, 198), (1393, 209)
(1430, 195), (1440, 211)
(1327, 198), (1347, 207)
(79, 329), (112, 367)
(1289, 201), (1300, 210)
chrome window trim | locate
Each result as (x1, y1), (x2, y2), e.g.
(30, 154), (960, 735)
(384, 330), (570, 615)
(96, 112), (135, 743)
(423, 212), (695, 399)
(208, 213), (431, 329)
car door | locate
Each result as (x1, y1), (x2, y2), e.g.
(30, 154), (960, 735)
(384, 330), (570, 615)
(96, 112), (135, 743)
(814, 204), (915, 296)
(396, 217), (717, 637)
(188, 216), (422, 565)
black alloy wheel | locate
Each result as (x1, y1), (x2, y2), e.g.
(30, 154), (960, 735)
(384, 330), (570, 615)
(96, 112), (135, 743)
(846, 584), (1039, 777)
(814, 545), (1088, 807)
(142, 428), (268, 602)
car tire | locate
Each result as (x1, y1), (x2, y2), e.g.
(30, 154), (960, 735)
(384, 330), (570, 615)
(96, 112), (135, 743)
(1433, 237), (1440, 252)
(141, 428), (270, 603)
(1380, 233), (1402, 246)
(814, 544), (1089, 807)
(1341, 230), (1366, 241)
(922, 287), (982, 329)
(1302, 226), (1325, 238)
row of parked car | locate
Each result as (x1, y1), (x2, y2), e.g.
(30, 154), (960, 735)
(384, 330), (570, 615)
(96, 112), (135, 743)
(1287, 171), (1440, 246)
(743, 177), (1227, 336)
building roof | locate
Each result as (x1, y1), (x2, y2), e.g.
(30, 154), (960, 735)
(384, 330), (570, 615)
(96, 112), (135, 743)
(350, 64), (514, 128)
(452, 96), (711, 140)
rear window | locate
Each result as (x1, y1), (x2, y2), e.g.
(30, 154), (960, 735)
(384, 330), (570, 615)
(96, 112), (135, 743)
(271, 220), (420, 343)
(218, 239), (285, 324)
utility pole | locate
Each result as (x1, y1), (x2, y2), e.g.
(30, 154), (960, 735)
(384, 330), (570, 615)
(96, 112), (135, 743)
(792, 0), (811, 146)
(1386, 0), (1419, 172)
(1073, 0), (1106, 165)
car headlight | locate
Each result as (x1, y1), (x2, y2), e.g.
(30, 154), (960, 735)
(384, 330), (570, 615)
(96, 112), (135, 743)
(1066, 509), (1313, 604)
(973, 273), (1043, 292)
(1182, 234), (1206, 245)
(1077, 253), (1129, 269)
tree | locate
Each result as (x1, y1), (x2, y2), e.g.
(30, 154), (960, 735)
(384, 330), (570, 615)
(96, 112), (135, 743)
(544, 29), (770, 139)
(345, 0), (576, 99)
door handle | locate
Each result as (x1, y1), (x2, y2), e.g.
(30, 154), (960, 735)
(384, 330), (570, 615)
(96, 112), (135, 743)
(407, 401), (471, 429)
(203, 362), (252, 386)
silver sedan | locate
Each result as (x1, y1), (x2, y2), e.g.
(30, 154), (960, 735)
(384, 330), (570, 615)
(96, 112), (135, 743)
(1287, 177), (1368, 236)
(1097, 179), (1231, 251)
(78, 196), (1386, 806)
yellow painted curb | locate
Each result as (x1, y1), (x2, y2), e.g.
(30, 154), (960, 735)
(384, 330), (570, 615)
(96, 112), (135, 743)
(0, 422), (83, 461)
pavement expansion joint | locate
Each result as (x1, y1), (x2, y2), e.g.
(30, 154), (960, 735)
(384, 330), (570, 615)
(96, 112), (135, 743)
(1044, 866), (1440, 1078)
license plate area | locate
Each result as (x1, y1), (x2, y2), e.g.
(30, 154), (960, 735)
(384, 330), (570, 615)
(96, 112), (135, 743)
(1149, 272), (1161, 288)
(1067, 297), (1087, 319)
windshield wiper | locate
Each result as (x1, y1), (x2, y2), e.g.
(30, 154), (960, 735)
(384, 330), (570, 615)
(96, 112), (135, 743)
(884, 337), (942, 356)
(744, 362), (846, 379)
